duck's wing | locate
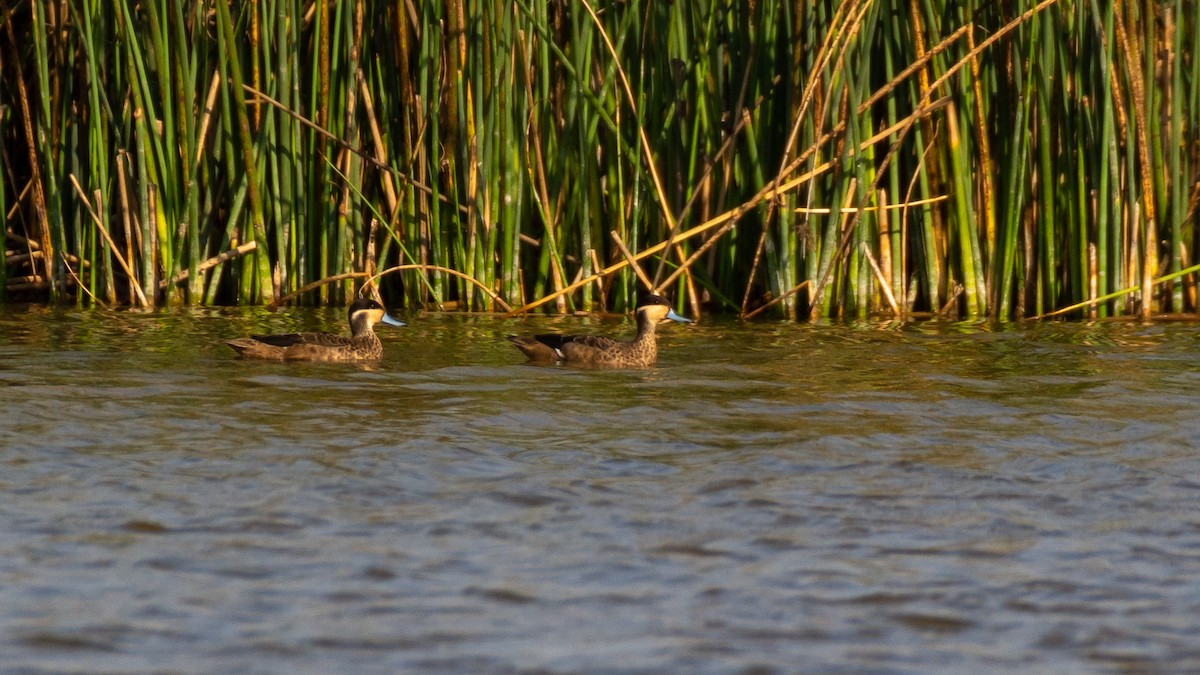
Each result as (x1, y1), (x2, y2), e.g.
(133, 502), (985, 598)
(250, 331), (352, 348)
(552, 334), (622, 362)
(506, 333), (619, 360)
(554, 334), (619, 351)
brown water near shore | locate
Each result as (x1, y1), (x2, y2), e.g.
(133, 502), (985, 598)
(3, 306), (1200, 672)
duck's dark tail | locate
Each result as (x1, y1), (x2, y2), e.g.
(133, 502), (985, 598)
(506, 335), (562, 361)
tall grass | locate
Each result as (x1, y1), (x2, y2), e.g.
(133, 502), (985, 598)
(1, 0), (1197, 320)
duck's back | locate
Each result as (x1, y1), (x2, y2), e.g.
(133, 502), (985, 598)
(251, 332), (353, 348)
(529, 333), (654, 366)
(227, 332), (381, 361)
(507, 333), (622, 362)
(545, 333), (619, 353)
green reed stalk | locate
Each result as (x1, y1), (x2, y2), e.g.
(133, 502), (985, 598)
(946, 106), (981, 317)
(71, 0), (109, 303)
(1066, 2), (1088, 317)
(880, 15), (906, 308)
(995, 38), (1030, 319)
(771, 2), (801, 319)
(116, 5), (154, 305)
(177, 1), (205, 304)
(1033, 11), (1057, 316)
(0, 137), (5, 295)
(1190, 0), (1200, 313)
(308, 0), (329, 304)
(215, 0), (272, 303)
(142, 2), (179, 294)
(410, 3), (445, 307)
(839, 27), (873, 319)
(1167, 0), (1186, 311)
(28, 0), (63, 301)
(1090, 0), (1117, 316)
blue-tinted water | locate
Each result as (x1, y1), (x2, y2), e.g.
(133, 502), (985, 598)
(3, 306), (1200, 672)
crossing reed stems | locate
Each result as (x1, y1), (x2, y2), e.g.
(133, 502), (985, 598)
(2, 0), (1196, 322)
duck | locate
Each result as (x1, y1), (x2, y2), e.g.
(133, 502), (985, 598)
(226, 297), (405, 361)
(507, 293), (692, 367)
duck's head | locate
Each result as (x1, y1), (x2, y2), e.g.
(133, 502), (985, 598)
(636, 293), (693, 324)
(349, 297), (406, 331)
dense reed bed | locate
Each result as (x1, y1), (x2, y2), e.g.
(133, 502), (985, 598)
(1, 1), (1197, 319)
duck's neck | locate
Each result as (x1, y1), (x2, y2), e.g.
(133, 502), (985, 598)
(349, 317), (376, 338)
(632, 311), (659, 346)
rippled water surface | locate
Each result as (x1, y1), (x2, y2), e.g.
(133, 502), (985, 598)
(4, 305), (1200, 672)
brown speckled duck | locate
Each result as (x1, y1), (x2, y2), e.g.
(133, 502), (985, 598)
(226, 297), (405, 362)
(507, 294), (692, 367)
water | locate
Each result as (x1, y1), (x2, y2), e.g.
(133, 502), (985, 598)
(3, 305), (1200, 672)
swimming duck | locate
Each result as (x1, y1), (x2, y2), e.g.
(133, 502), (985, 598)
(507, 294), (692, 367)
(226, 297), (405, 361)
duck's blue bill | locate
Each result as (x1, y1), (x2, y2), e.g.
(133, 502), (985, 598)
(382, 313), (406, 327)
(665, 308), (693, 323)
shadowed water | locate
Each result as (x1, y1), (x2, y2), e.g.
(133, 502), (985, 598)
(3, 305), (1200, 672)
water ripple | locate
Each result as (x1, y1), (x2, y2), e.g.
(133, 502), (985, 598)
(3, 311), (1200, 671)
